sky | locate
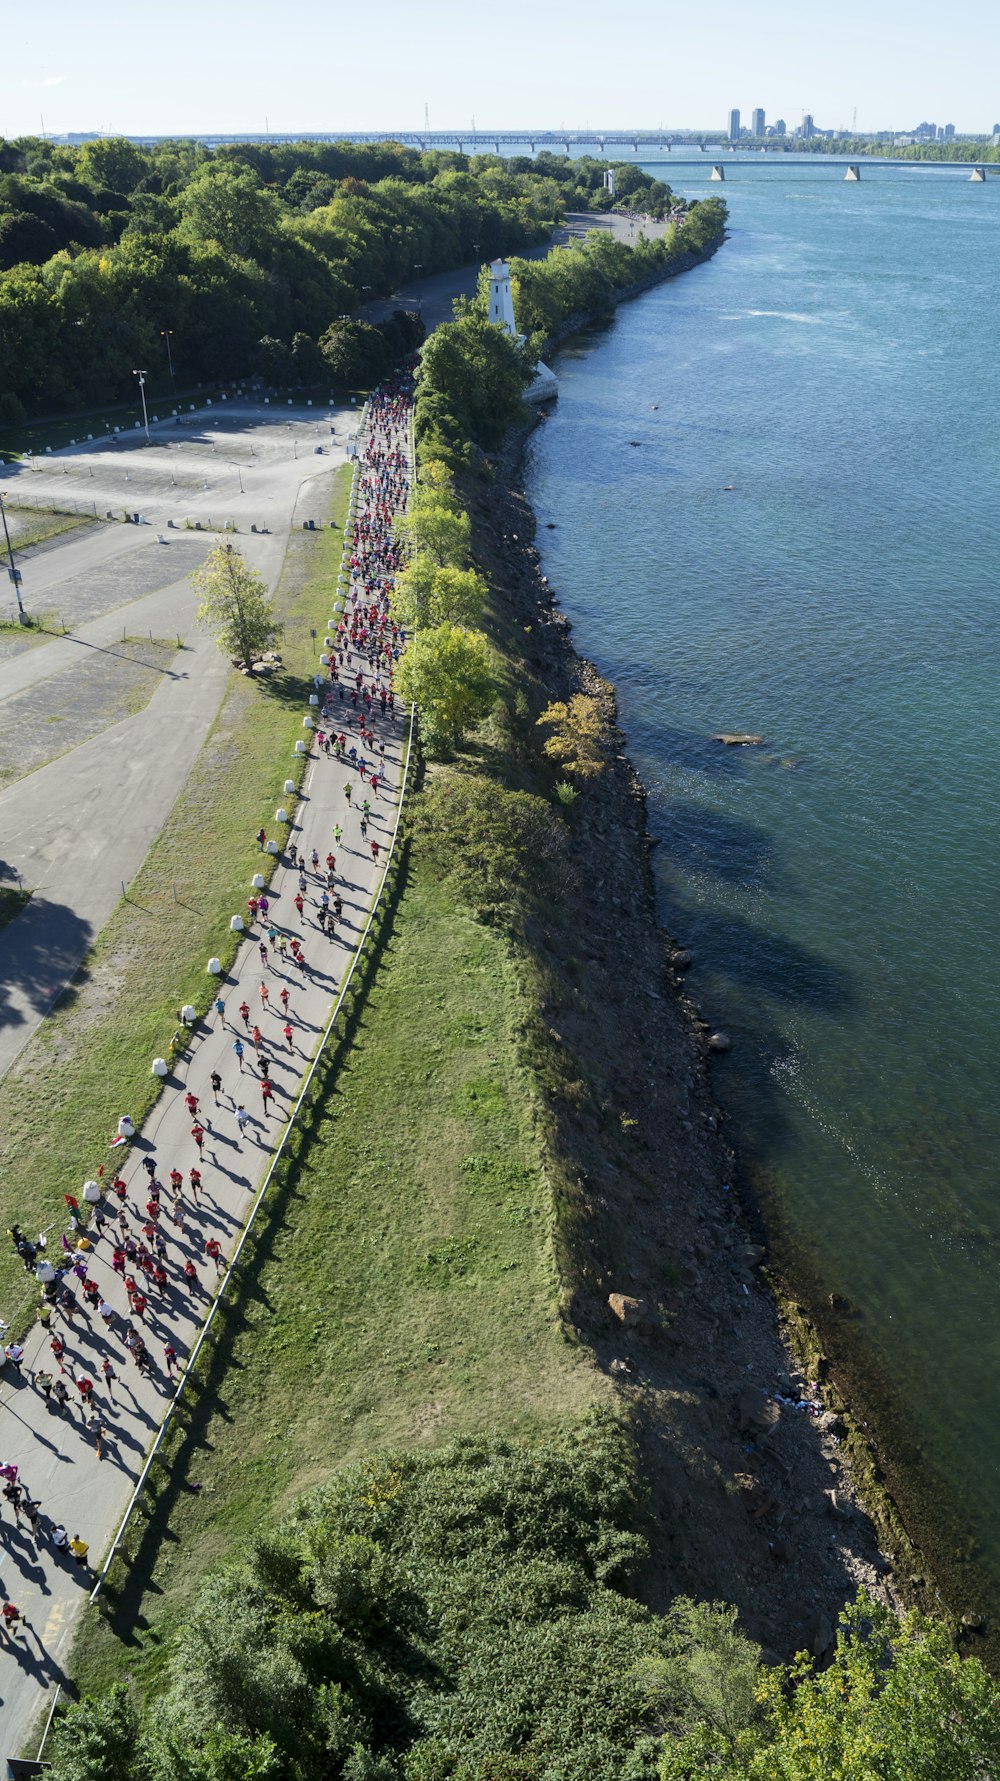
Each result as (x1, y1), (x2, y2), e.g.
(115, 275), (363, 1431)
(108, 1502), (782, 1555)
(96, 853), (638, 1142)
(7, 0), (998, 139)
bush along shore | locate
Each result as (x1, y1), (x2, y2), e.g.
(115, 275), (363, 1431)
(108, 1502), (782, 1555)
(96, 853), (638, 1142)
(45, 245), (1000, 1776)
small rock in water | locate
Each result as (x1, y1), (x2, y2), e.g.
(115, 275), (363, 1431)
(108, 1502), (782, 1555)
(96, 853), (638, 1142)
(708, 1031), (732, 1053)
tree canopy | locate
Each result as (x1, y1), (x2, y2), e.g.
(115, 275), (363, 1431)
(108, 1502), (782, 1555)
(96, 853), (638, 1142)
(193, 544), (283, 670)
(395, 620), (495, 752)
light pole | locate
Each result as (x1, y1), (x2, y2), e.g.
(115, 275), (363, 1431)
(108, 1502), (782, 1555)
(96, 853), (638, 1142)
(229, 462), (245, 493)
(160, 328), (175, 382)
(362, 284), (372, 321)
(133, 368), (150, 442)
(0, 494), (25, 622)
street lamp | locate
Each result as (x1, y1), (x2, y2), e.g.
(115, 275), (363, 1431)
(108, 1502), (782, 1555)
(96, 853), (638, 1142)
(132, 369), (150, 442)
(160, 328), (175, 382)
(229, 462), (245, 493)
(0, 494), (26, 622)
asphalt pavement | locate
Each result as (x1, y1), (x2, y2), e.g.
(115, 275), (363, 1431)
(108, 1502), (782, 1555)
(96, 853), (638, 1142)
(0, 406), (356, 1081)
(0, 401), (411, 1756)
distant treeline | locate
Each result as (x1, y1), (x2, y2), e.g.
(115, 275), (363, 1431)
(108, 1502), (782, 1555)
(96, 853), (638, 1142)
(0, 136), (677, 423)
(414, 199), (728, 459)
(782, 138), (1000, 161)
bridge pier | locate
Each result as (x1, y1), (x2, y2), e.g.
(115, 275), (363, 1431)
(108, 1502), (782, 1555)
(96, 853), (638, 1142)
(710, 164), (726, 181)
(844, 164), (860, 181)
(969, 165), (987, 181)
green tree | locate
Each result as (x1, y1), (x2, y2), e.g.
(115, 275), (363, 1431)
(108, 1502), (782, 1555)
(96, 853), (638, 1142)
(193, 545), (283, 671)
(396, 502), (469, 567)
(77, 137), (151, 195)
(415, 313), (533, 451)
(318, 317), (389, 388)
(394, 554), (486, 630)
(661, 1592), (1000, 1781)
(396, 622), (495, 752)
(48, 1683), (142, 1780)
(181, 166), (282, 260)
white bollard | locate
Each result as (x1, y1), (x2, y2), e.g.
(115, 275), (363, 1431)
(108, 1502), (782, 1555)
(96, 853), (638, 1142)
(83, 1180), (101, 1203)
(252, 872), (266, 890)
(152, 1057), (169, 1077)
(284, 779), (296, 794)
(309, 694), (319, 707)
(181, 1004), (197, 1024)
(275, 807), (288, 823)
(294, 740), (307, 755)
(230, 915), (245, 932)
(266, 839), (279, 855)
(207, 957), (222, 974)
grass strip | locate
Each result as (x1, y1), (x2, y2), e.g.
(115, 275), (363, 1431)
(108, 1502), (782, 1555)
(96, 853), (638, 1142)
(2, 510), (95, 551)
(71, 848), (601, 1700)
(0, 463), (352, 1326)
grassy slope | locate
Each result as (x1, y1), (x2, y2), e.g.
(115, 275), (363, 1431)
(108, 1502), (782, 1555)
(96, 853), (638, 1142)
(0, 465), (352, 1328)
(72, 854), (601, 1697)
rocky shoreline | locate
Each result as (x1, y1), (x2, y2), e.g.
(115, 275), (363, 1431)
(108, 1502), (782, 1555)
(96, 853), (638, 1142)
(458, 436), (922, 1662)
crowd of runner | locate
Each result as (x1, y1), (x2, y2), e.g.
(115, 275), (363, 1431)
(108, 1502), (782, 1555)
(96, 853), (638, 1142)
(0, 374), (414, 1643)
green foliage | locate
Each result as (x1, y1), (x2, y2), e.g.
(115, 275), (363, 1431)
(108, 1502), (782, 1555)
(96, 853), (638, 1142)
(395, 621), (495, 752)
(396, 503), (470, 568)
(660, 1592), (1000, 1781)
(193, 543), (283, 669)
(0, 139), (563, 418)
(408, 772), (568, 927)
(49, 1420), (674, 1781)
(394, 556), (487, 630)
(320, 317), (393, 388)
(48, 1683), (142, 1780)
(414, 314), (536, 454)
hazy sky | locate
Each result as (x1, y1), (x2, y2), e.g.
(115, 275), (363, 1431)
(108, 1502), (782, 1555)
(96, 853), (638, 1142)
(8, 0), (997, 138)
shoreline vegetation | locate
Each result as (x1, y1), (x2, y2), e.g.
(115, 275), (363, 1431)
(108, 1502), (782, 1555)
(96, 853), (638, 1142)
(0, 134), (685, 431)
(34, 173), (1000, 1774)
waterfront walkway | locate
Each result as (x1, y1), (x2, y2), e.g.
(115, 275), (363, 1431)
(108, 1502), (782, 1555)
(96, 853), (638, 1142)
(0, 391), (413, 1756)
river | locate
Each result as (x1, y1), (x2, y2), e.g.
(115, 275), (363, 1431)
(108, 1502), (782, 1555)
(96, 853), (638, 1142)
(526, 157), (1000, 1615)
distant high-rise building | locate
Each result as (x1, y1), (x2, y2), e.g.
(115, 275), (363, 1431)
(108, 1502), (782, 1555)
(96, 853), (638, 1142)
(728, 108), (741, 142)
(802, 113), (815, 138)
(772, 118), (786, 136)
(944, 122), (955, 140)
(751, 107), (765, 137)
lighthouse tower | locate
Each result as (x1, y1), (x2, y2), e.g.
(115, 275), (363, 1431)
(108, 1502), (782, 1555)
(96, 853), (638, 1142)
(487, 259), (558, 404)
(489, 260), (518, 336)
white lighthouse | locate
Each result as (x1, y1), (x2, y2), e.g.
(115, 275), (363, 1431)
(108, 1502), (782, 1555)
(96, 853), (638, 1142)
(489, 259), (519, 335)
(488, 259), (558, 404)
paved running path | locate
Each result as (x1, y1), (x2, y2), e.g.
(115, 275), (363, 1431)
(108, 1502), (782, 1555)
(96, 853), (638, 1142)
(0, 391), (413, 1757)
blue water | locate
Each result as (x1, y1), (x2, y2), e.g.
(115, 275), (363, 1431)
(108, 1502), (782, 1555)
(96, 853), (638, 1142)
(527, 161), (1000, 1597)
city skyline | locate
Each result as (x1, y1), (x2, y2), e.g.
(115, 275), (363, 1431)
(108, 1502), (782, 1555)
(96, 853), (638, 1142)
(7, 0), (1000, 139)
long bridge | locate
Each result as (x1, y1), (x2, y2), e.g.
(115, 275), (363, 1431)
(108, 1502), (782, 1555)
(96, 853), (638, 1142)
(178, 130), (995, 176)
(334, 135), (988, 164)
